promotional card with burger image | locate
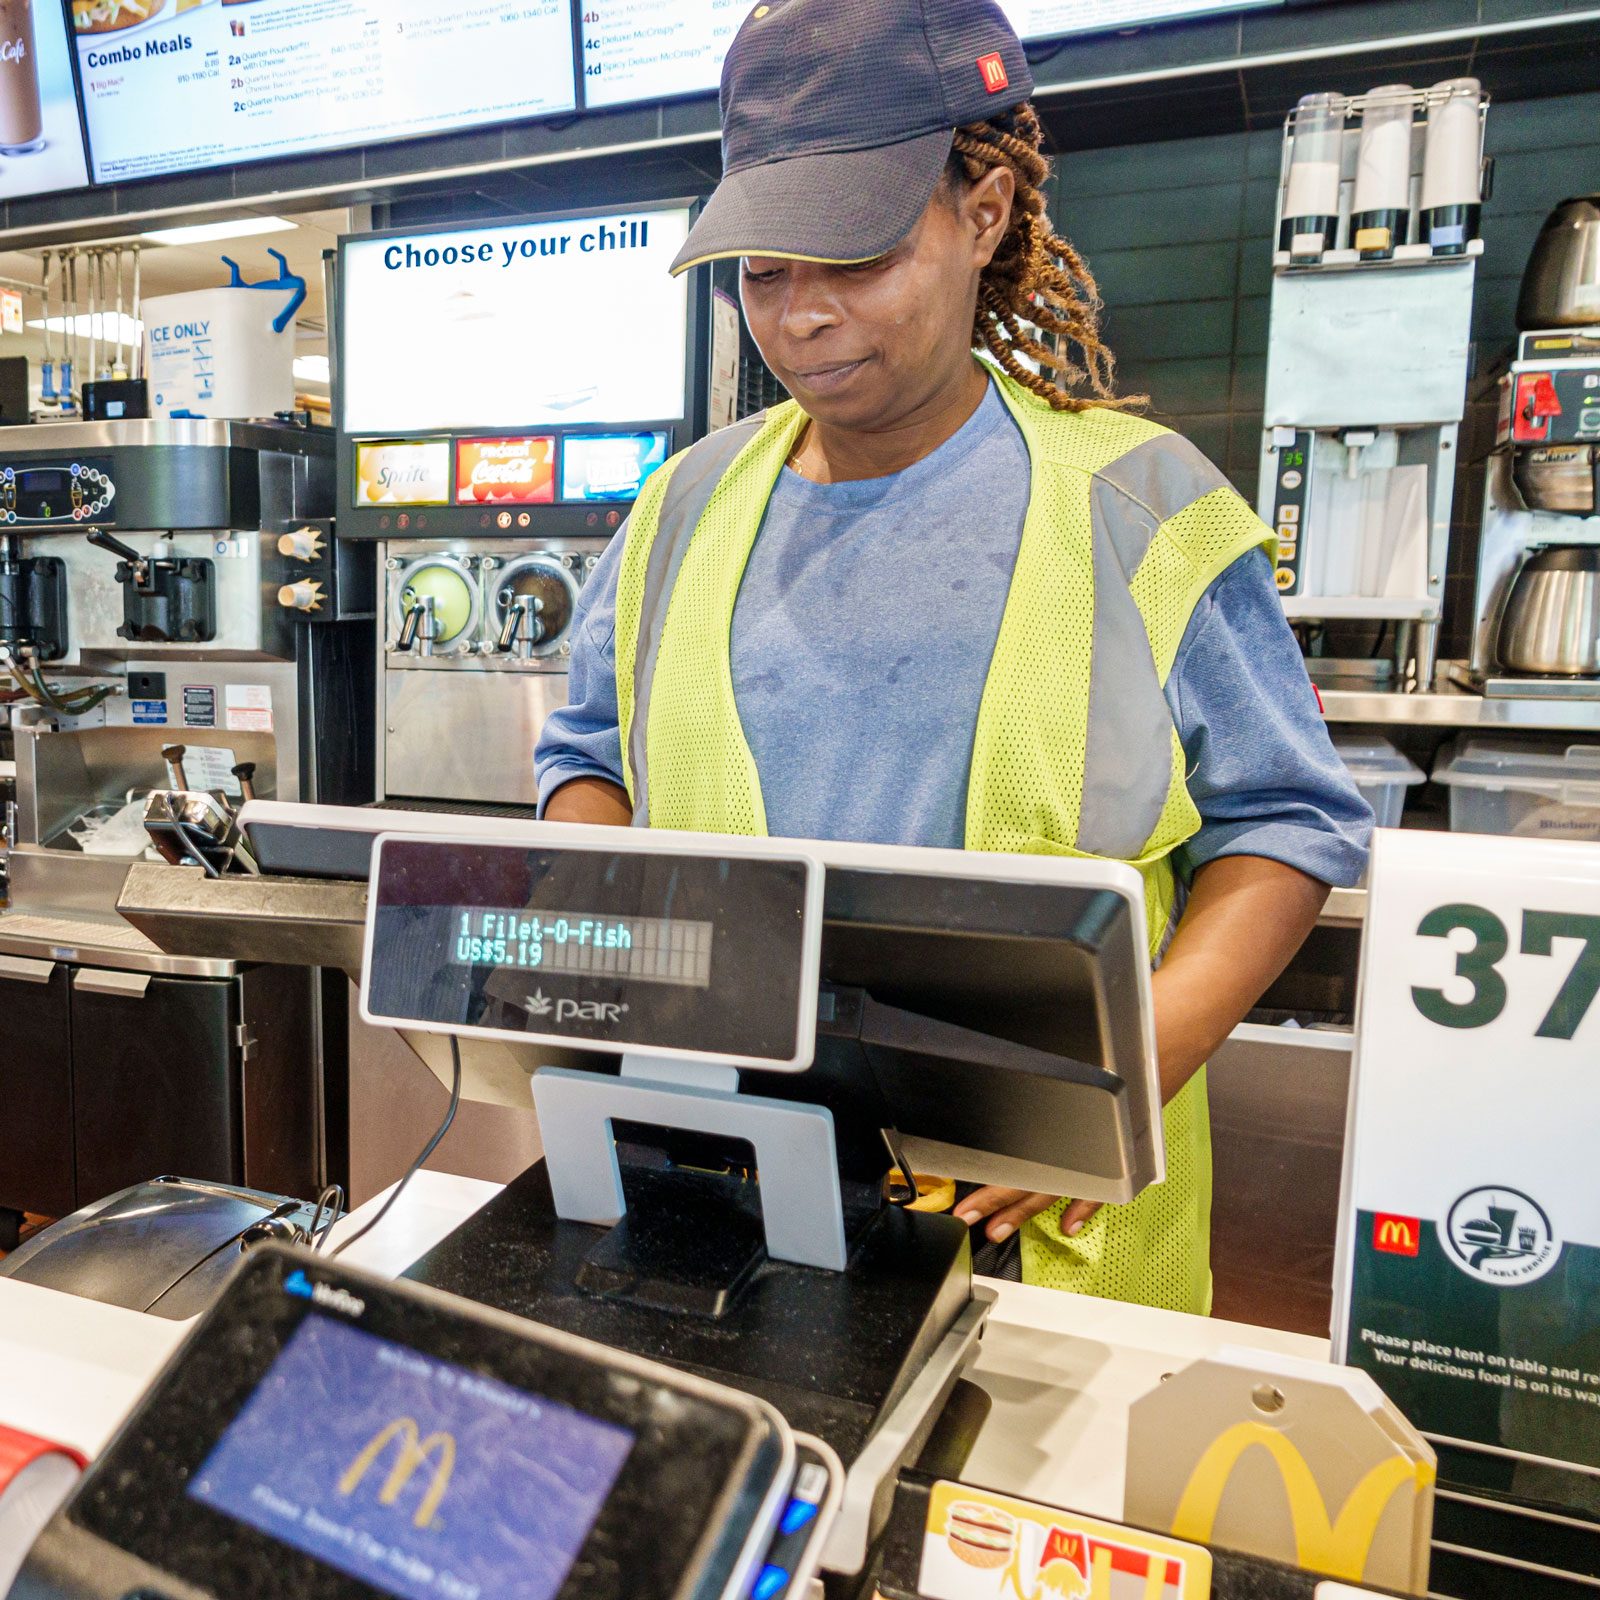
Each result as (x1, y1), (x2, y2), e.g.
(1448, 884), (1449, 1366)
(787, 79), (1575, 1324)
(917, 1481), (1210, 1600)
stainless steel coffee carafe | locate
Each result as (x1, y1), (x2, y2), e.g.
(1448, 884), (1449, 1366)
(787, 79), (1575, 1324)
(1517, 196), (1600, 330)
(1496, 544), (1600, 676)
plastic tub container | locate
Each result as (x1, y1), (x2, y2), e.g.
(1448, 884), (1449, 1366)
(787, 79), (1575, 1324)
(1331, 733), (1425, 830)
(1432, 735), (1600, 840)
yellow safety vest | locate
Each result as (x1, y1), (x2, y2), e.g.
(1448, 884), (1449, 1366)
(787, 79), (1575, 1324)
(612, 366), (1273, 1313)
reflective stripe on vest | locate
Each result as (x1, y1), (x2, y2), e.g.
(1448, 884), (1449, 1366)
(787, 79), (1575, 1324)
(612, 366), (1274, 1312)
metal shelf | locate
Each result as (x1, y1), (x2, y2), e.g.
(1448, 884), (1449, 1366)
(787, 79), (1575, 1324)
(1322, 688), (1600, 732)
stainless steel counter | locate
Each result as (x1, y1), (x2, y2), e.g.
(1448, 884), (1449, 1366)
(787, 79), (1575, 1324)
(0, 907), (236, 978)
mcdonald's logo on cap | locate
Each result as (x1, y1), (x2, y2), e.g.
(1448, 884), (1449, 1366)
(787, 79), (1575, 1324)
(1373, 1214), (1420, 1257)
(977, 52), (1008, 93)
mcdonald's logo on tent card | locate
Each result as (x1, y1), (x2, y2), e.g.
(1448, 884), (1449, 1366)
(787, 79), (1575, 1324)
(918, 1480), (1211, 1600)
(1372, 1214), (1420, 1257)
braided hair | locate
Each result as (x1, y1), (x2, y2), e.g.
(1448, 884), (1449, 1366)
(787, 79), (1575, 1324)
(947, 103), (1137, 413)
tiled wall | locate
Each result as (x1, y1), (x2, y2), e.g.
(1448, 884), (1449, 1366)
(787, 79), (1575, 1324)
(1053, 89), (1600, 659)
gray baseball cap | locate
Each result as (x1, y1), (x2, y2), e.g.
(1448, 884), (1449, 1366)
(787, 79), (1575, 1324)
(670, 0), (1033, 276)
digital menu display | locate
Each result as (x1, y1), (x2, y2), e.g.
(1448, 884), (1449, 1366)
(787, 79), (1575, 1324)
(340, 210), (692, 435)
(580, 0), (758, 110)
(355, 440), (450, 507)
(75, 0), (577, 185)
(579, 0), (1283, 112)
(455, 437), (555, 506)
(561, 433), (668, 503)
(997, 0), (1281, 38)
(189, 1313), (635, 1600)
(0, 0), (89, 198)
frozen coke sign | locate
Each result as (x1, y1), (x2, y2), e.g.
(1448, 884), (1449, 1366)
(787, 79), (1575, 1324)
(456, 437), (556, 506)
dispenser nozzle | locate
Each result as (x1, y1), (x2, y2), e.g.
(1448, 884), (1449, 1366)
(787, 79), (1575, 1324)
(161, 743), (190, 791)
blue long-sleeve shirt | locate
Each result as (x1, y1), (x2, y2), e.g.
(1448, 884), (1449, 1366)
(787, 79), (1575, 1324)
(536, 382), (1372, 887)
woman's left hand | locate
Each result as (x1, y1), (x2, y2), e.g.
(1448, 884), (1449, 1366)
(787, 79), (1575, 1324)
(953, 1187), (1100, 1244)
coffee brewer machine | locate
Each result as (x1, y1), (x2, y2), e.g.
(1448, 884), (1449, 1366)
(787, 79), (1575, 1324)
(0, 419), (373, 1242)
(1260, 81), (1489, 692)
(1457, 328), (1600, 693)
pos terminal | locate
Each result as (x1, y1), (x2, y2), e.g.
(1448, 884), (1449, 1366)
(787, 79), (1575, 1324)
(86, 810), (1166, 1596)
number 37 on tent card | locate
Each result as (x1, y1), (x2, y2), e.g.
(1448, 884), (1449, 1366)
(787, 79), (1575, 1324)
(1333, 829), (1600, 1467)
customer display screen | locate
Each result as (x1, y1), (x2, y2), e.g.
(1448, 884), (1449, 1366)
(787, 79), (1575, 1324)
(189, 1312), (635, 1600)
(75, 0), (577, 185)
(0, 0), (89, 198)
(364, 838), (817, 1066)
(454, 909), (715, 987)
(578, 0), (1282, 110)
(340, 211), (692, 435)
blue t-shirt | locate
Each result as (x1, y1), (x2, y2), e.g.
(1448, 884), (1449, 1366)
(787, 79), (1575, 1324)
(536, 383), (1372, 887)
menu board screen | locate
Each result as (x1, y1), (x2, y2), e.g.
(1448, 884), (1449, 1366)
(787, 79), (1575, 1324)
(0, 0), (89, 198)
(579, 0), (1282, 110)
(997, 0), (1281, 38)
(76, 0), (577, 185)
(340, 209), (692, 435)
(580, 0), (757, 110)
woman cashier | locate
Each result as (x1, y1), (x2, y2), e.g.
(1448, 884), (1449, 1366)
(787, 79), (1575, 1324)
(535, 0), (1371, 1314)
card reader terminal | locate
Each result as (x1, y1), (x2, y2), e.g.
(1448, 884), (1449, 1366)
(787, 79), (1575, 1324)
(6, 1245), (841, 1600)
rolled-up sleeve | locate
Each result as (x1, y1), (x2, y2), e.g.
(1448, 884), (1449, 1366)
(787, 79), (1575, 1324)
(1167, 546), (1373, 887)
(533, 529), (627, 811)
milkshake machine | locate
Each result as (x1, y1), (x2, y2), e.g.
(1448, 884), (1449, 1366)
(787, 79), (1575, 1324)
(1259, 80), (1489, 690)
(0, 419), (374, 1238)
(334, 200), (712, 806)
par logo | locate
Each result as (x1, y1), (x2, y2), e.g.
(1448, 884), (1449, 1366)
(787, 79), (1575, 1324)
(525, 989), (628, 1026)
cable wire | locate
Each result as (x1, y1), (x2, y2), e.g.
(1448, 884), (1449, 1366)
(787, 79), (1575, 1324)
(330, 1037), (462, 1259)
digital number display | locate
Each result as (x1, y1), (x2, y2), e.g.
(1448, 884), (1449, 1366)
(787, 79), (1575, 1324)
(189, 1313), (633, 1600)
(454, 909), (714, 989)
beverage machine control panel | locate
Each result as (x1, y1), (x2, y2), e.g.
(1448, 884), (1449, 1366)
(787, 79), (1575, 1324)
(1, 460), (117, 525)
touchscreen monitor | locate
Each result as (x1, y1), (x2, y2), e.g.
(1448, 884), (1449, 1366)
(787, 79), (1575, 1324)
(0, 0), (89, 198)
(75, 0), (577, 185)
(188, 1311), (634, 1600)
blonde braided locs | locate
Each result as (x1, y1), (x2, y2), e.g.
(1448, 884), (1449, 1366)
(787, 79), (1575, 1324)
(948, 103), (1138, 413)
